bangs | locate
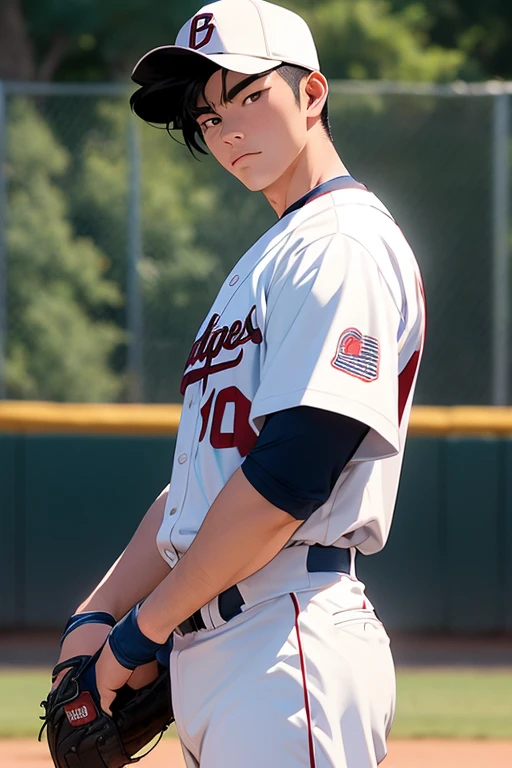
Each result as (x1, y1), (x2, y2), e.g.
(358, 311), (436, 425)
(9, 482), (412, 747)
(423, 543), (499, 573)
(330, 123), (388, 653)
(180, 78), (215, 156)
(130, 58), (222, 157)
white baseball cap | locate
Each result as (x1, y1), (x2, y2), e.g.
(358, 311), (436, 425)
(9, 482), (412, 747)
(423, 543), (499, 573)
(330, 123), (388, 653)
(130, 0), (320, 125)
(132, 0), (319, 86)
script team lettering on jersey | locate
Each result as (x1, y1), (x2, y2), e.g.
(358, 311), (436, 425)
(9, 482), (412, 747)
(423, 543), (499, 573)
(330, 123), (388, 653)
(180, 305), (262, 395)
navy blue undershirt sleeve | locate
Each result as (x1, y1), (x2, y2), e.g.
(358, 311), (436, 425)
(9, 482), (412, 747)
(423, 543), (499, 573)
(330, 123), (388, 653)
(242, 406), (369, 521)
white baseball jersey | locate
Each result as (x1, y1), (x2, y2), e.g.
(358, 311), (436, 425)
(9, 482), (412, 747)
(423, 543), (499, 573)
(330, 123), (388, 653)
(157, 183), (425, 574)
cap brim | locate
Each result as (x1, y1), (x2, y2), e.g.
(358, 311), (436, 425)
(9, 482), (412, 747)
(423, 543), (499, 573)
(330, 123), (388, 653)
(132, 45), (282, 84)
(130, 46), (283, 125)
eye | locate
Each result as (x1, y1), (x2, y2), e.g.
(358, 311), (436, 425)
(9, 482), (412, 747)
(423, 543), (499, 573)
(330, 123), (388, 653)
(243, 90), (262, 105)
(200, 116), (221, 131)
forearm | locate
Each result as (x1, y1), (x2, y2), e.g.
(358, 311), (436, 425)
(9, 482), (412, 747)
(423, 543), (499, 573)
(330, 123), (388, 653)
(54, 488), (171, 686)
(137, 468), (301, 643)
(76, 486), (171, 619)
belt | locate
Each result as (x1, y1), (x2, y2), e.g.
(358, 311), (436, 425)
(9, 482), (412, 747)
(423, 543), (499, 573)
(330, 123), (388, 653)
(175, 544), (351, 637)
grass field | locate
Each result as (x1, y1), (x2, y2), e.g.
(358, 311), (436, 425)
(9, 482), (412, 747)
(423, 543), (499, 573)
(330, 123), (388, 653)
(2, 668), (512, 741)
(392, 670), (512, 739)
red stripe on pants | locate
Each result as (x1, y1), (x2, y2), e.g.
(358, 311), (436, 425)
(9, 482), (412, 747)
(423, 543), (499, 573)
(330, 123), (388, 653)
(290, 592), (317, 768)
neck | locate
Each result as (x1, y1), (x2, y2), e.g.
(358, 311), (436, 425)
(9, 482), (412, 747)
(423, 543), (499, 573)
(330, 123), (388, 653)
(262, 126), (349, 217)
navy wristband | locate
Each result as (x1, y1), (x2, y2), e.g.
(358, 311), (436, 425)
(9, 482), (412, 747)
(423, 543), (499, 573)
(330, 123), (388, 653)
(108, 603), (163, 671)
(60, 611), (116, 647)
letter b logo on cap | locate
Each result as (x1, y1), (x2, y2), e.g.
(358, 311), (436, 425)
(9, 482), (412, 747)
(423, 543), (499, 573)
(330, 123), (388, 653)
(189, 13), (215, 50)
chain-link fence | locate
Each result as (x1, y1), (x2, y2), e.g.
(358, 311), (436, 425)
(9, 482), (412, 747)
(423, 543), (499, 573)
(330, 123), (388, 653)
(0, 80), (510, 404)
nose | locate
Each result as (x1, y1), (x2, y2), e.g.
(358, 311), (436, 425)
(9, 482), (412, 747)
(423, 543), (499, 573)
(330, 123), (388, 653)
(221, 123), (244, 146)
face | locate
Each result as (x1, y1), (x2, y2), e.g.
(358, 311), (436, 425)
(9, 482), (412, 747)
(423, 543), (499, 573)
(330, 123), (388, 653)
(195, 69), (309, 192)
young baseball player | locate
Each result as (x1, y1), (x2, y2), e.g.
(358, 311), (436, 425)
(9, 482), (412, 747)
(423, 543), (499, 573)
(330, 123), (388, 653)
(54, 1), (426, 766)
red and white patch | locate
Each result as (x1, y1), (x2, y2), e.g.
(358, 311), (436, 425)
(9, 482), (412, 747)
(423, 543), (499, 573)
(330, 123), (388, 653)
(64, 691), (98, 727)
(331, 327), (380, 382)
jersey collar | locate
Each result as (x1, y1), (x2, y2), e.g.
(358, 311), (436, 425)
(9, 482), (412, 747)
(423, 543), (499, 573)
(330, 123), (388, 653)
(280, 175), (367, 219)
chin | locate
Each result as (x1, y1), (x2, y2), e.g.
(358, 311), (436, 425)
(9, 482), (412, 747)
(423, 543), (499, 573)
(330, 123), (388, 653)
(235, 168), (287, 193)
(240, 179), (268, 192)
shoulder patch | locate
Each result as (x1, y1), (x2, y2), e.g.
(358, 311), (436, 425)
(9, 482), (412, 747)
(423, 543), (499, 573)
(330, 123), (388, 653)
(331, 328), (379, 382)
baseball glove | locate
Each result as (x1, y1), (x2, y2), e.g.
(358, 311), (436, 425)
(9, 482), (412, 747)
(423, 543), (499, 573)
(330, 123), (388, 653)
(38, 651), (174, 768)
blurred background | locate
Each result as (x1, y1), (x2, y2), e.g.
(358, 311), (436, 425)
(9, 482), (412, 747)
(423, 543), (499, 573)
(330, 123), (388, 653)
(0, 0), (512, 405)
(1, 1), (512, 765)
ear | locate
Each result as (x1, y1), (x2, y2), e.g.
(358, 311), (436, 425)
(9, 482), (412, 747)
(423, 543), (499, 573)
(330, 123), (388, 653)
(304, 71), (328, 122)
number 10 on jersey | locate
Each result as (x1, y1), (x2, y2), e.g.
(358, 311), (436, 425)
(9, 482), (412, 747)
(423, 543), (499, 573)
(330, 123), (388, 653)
(199, 386), (258, 457)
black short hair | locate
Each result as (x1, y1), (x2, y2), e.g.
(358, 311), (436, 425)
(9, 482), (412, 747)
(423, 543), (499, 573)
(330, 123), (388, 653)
(130, 61), (332, 157)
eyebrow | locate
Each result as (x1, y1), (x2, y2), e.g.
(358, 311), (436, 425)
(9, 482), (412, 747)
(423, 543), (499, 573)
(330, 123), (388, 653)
(225, 72), (269, 102)
(196, 71), (272, 117)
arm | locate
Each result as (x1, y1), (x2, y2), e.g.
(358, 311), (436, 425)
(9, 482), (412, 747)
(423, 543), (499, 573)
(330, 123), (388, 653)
(95, 407), (369, 710)
(135, 406), (367, 642)
(76, 486), (171, 618)
(54, 487), (171, 684)
(95, 468), (301, 709)
(137, 468), (302, 642)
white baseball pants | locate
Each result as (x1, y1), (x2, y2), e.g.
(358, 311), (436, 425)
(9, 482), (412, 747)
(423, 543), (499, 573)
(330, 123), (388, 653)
(170, 579), (395, 767)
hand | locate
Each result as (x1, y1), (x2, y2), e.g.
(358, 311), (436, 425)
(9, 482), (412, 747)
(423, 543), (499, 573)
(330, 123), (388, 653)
(128, 660), (160, 689)
(95, 640), (133, 714)
(51, 623), (113, 692)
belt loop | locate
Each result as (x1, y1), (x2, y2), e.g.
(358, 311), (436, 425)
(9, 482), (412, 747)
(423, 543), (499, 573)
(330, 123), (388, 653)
(199, 603), (216, 631)
(350, 547), (357, 578)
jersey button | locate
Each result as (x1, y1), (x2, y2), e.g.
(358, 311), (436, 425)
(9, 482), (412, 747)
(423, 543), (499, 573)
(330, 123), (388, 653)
(169, 507), (177, 516)
(177, 453), (188, 464)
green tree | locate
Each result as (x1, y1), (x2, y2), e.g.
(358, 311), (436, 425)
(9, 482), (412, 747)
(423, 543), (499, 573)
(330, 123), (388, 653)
(0, 0), (199, 81)
(1, 0), (501, 83)
(390, 0), (512, 79)
(6, 99), (124, 401)
(289, 0), (465, 81)
(69, 100), (228, 401)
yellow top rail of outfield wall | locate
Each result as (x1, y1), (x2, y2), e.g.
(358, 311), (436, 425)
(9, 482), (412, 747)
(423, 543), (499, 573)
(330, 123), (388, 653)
(2, 402), (512, 437)
(409, 406), (512, 436)
(0, 401), (183, 435)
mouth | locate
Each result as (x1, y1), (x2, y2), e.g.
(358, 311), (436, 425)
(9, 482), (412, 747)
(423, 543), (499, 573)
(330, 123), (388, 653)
(231, 152), (260, 167)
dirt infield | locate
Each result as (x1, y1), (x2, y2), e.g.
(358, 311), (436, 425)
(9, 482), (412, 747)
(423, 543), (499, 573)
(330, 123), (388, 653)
(4, 738), (512, 767)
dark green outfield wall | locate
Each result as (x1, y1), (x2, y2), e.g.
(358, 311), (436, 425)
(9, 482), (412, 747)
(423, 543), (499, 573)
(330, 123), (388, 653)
(358, 438), (512, 632)
(0, 434), (511, 632)
(0, 434), (177, 630)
